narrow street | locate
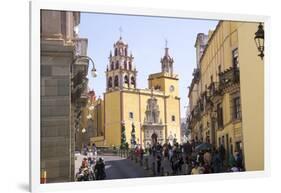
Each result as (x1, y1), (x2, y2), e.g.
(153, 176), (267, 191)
(75, 153), (149, 180)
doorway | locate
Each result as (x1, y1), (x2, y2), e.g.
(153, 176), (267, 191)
(151, 133), (158, 145)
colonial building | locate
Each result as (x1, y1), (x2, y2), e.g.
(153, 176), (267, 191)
(188, 21), (264, 171)
(90, 37), (181, 148)
(75, 90), (97, 150)
(41, 10), (89, 183)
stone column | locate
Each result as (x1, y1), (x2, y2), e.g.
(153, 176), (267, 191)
(41, 10), (62, 39)
(66, 11), (73, 43)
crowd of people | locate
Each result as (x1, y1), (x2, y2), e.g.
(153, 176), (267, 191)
(75, 141), (244, 180)
(75, 143), (106, 181)
(142, 140), (244, 175)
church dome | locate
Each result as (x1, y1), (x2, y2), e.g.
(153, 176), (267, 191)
(115, 37), (127, 45)
(161, 47), (174, 63)
(161, 44), (174, 74)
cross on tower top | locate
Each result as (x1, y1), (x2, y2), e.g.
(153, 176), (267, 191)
(165, 39), (168, 48)
(119, 26), (123, 39)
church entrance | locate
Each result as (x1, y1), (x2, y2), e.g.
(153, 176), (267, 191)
(151, 133), (158, 145)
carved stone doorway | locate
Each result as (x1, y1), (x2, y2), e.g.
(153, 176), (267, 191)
(151, 133), (158, 145)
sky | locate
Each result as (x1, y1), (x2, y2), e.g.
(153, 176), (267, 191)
(79, 12), (218, 119)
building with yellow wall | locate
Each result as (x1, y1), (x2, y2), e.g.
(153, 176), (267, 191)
(188, 21), (264, 171)
(91, 37), (181, 148)
(75, 90), (101, 150)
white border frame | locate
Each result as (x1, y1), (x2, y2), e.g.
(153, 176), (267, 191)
(30, 0), (270, 192)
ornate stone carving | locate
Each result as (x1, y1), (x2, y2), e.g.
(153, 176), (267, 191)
(144, 97), (160, 124)
(143, 97), (164, 147)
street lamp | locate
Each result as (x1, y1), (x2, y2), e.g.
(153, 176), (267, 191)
(72, 55), (98, 78)
(81, 128), (87, 134)
(86, 114), (92, 120)
(254, 23), (264, 60)
(88, 105), (95, 111)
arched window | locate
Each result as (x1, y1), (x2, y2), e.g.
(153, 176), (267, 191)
(114, 48), (117, 56)
(114, 75), (119, 87)
(124, 61), (127, 70)
(116, 61), (119, 69)
(124, 48), (127, 56)
(131, 76), (135, 87)
(124, 75), (129, 84)
(110, 62), (114, 70)
(129, 62), (132, 70)
(155, 85), (161, 90)
(108, 77), (112, 88)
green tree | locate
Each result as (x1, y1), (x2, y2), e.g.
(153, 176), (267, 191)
(131, 123), (136, 147)
(120, 123), (126, 149)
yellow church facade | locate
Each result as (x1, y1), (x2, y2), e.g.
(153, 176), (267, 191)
(90, 37), (181, 148)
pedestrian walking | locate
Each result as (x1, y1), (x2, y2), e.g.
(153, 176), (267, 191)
(81, 157), (89, 168)
(218, 144), (226, 165)
(92, 143), (97, 157)
(191, 162), (200, 175)
(203, 163), (212, 174)
(234, 150), (243, 170)
(178, 155), (184, 174)
(163, 143), (169, 158)
(147, 143), (152, 155)
(168, 147), (173, 161)
(152, 145), (156, 157)
(156, 155), (162, 175)
(228, 152), (236, 168)
(203, 149), (212, 166)
(196, 150), (204, 165)
(212, 149), (222, 173)
(198, 162), (205, 174)
(94, 157), (106, 180)
(156, 142), (162, 157)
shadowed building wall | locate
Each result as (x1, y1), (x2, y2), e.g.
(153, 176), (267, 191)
(41, 10), (88, 183)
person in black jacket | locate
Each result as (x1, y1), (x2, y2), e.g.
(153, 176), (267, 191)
(94, 158), (106, 180)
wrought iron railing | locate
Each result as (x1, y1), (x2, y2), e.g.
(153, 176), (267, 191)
(219, 67), (240, 90)
(208, 82), (220, 97)
(192, 68), (200, 82)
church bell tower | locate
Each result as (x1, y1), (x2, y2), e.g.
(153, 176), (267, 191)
(148, 42), (179, 97)
(161, 40), (174, 75)
(106, 36), (137, 91)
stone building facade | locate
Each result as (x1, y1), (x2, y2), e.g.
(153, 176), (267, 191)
(40, 10), (89, 183)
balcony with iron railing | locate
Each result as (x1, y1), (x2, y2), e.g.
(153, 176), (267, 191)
(79, 86), (89, 107)
(71, 39), (89, 97)
(192, 68), (200, 82)
(72, 71), (86, 88)
(208, 82), (220, 98)
(219, 67), (240, 90)
(201, 90), (213, 110)
(192, 103), (201, 120)
(71, 78), (88, 103)
(72, 38), (89, 78)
